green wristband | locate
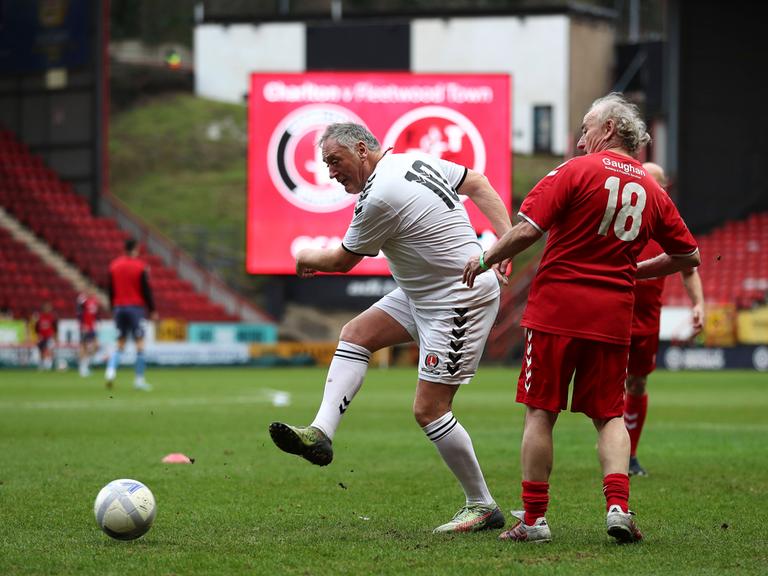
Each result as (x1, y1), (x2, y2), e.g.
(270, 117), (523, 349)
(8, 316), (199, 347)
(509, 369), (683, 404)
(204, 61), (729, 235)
(479, 251), (490, 271)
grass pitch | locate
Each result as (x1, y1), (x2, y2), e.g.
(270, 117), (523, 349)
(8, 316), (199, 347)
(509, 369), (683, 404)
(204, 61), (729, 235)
(1, 366), (766, 575)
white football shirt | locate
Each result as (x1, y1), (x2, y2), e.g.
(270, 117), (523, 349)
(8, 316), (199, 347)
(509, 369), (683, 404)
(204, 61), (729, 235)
(342, 151), (499, 308)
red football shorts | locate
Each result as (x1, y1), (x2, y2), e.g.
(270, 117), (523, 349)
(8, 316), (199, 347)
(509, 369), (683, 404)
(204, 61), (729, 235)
(627, 332), (660, 377)
(516, 329), (630, 419)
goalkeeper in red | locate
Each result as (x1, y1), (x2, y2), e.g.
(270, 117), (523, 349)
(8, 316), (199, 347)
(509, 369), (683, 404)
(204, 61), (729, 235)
(463, 93), (700, 543)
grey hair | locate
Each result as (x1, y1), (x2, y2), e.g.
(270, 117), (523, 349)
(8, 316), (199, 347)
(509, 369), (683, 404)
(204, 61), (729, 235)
(319, 122), (381, 152)
(590, 92), (651, 153)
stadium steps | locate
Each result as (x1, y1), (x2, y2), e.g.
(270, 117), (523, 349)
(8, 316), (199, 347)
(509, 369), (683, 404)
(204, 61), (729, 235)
(0, 128), (273, 324)
(0, 217), (84, 319)
(0, 205), (107, 306)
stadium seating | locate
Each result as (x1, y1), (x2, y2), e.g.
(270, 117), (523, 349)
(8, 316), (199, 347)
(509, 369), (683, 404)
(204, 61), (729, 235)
(662, 212), (768, 309)
(0, 129), (237, 322)
(0, 227), (81, 320)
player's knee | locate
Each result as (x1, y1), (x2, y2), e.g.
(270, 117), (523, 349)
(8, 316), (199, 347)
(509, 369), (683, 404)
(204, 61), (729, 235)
(412, 405), (433, 428)
(339, 320), (375, 350)
(626, 375), (647, 395)
(412, 400), (450, 428)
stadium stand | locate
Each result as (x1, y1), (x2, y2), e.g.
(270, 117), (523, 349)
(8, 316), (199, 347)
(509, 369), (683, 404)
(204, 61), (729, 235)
(0, 128), (237, 322)
(0, 225), (81, 320)
(662, 212), (768, 309)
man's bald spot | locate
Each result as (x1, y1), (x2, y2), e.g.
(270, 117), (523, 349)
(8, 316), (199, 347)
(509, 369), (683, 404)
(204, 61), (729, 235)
(643, 162), (668, 187)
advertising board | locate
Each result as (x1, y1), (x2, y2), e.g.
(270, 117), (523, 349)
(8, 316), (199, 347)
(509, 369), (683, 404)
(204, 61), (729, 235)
(247, 72), (511, 275)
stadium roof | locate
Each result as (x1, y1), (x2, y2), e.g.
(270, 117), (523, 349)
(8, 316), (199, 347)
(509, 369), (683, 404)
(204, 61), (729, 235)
(198, 0), (617, 24)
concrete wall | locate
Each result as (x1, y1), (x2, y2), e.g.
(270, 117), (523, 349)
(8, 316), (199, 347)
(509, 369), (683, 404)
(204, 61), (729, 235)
(195, 23), (305, 103)
(194, 14), (596, 155)
(568, 17), (616, 155)
(412, 15), (568, 155)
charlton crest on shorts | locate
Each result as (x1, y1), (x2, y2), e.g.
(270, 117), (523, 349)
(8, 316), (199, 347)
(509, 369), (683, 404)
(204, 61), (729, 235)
(267, 104), (365, 213)
(424, 352), (441, 375)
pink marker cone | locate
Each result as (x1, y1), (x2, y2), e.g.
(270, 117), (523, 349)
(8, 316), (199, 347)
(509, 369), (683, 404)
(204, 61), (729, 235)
(162, 453), (193, 464)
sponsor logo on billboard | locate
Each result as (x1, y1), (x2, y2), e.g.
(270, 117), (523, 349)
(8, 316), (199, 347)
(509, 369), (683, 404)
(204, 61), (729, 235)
(384, 106), (486, 175)
(268, 104), (365, 213)
(664, 346), (725, 370)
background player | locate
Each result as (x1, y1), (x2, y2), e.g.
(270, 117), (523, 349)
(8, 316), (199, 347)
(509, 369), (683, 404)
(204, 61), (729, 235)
(33, 300), (58, 371)
(624, 162), (705, 476)
(463, 93), (700, 544)
(76, 292), (101, 377)
(105, 238), (157, 391)
(269, 122), (513, 534)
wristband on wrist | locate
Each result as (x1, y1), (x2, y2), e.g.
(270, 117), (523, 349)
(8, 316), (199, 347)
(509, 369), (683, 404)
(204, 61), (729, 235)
(479, 251), (490, 271)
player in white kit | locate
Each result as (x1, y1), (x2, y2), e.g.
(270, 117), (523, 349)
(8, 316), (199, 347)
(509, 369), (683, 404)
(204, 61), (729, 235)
(269, 122), (512, 533)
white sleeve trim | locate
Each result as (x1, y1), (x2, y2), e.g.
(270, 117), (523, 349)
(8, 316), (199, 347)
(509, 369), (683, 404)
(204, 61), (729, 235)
(518, 212), (545, 233)
(668, 247), (700, 258)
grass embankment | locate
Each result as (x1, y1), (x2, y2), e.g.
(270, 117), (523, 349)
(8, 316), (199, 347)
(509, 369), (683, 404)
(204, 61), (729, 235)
(109, 94), (253, 293)
(109, 93), (562, 299)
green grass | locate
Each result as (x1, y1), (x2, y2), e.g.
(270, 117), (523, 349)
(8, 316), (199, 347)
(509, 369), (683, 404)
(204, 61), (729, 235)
(2, 367), (764, 575)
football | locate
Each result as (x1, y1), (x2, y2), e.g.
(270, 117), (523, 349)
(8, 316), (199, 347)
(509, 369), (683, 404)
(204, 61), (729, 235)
(93, 479), (156, 540)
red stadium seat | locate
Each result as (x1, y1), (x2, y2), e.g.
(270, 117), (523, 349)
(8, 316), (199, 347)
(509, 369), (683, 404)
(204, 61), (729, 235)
(662, 212), (768, 309)
(1, 130), (243, 322)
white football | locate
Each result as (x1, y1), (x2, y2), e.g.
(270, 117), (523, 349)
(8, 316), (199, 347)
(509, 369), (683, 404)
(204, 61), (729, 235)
(94, 479), (156, 540)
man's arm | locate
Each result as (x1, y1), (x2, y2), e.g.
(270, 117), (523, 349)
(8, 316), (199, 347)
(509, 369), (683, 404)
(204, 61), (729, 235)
(107, 276), (114, 310)
(636, 250), (701, 279)
(462, 219), (542, 288)
(296, 245), (363, 278)
(140, 270), (156, 318)
(457, 170), (512, 237)
(457, 169), (514, 281)
(680, 267), (705, 336)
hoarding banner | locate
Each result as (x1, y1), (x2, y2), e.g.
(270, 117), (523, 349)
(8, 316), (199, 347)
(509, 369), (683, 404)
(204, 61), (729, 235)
(247, 72), (511, 275)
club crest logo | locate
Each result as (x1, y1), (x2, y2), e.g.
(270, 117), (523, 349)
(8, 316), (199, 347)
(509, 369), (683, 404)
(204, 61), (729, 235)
(383, 106), (486, 177)
(267, 104), (366, 213)
(424, 353), (440, 369)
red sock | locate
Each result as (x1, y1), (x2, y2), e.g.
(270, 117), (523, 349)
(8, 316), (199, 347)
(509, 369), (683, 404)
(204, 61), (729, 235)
(603, 473), (630, 512)
(522, 480), (549, 525)
(623, 393), (648, 457)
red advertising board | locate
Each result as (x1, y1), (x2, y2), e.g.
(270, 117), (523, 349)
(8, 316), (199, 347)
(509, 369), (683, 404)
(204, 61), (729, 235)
(247, 72), (511, 275)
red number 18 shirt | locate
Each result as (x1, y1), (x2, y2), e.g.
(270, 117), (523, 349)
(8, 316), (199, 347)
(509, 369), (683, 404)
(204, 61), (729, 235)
(519, 151), (698, 346)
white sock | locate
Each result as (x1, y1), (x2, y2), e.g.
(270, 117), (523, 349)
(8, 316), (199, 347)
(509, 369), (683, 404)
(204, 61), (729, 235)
(423, 411), (494, 507)
(310, 341), (371, 440)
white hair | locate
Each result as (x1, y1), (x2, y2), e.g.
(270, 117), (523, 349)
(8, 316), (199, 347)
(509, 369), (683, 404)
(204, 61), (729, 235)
(590, 92), (651, 153)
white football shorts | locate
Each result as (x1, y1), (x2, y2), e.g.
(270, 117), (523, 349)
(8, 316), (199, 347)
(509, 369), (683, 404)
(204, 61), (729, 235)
(373, 288), (500, 385)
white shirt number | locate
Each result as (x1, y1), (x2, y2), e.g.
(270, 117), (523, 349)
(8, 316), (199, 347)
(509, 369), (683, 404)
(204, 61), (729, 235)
(597, 176), (646, 241)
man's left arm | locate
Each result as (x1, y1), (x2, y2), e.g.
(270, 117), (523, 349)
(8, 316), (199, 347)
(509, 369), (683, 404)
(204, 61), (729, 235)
(296, 245), (363, 278)
(680, 267), (705, 336)
(140, 270), (158, 320)
(637, 250), (701, 279)
(458, 169), (513, 280)
(457, 170), (512, 237)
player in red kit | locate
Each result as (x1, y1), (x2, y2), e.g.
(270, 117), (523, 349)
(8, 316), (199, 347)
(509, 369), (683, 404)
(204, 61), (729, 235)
(624, 162), (704, 477)
(77, 292), (101, 377)
(105, 238), (157, 390)
(463, 93), (700, 543)
(34, 301), (58, 371)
